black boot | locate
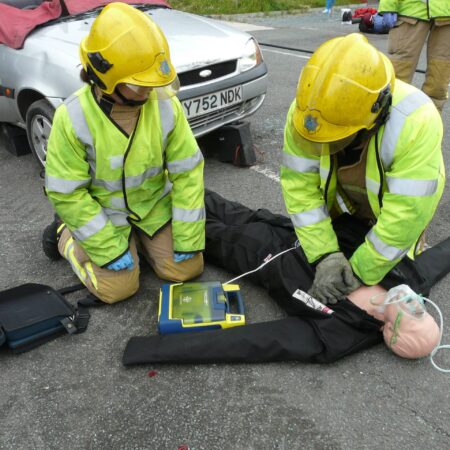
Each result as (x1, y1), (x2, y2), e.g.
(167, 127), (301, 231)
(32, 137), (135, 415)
(42, 215), (64, 260)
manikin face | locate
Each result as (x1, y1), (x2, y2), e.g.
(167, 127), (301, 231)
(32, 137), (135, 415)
(382, 301), (440, 359)
(347, 285), (440, 359)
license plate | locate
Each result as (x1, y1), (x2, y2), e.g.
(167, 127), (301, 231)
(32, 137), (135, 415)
(182, 86), (243, 119)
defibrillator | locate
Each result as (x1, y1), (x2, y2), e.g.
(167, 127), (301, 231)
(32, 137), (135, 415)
(158, 281), (245, 334)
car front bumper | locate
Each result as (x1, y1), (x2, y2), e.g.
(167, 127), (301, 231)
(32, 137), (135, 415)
(177, 62), (268, 137)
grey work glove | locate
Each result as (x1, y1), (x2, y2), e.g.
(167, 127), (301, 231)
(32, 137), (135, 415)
(308, 252), (361, 305)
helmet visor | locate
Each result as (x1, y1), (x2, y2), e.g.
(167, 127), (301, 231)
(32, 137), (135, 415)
(290, 118), (323, 157)
(154, 75), (180, 99)
(290, 120), (358, 157)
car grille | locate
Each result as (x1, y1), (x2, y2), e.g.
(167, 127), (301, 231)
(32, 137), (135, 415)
(178, 61), (237, 87)
(188, 103), (242, 129)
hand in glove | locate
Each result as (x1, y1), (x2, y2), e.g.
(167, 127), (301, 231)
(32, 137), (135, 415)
(308, 252), (361, 304)
(107, 250), (134, 271)
(373, 13), (397, 33)
(383, 12), (397, 29)
(173, 252), (195, 263)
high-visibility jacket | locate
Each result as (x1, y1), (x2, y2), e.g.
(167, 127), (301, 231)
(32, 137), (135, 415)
(45, 85), (205, 268)
(281, 80), (445, 285)
(378, 0), (450, 21)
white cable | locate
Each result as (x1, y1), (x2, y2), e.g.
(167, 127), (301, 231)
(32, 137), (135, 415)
(227, 259), (449, 372)
(421, 297), (449, 373)
(223, 246), (297, 285)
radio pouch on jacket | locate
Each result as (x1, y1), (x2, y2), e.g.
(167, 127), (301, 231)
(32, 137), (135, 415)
(0, 283), (101, 353)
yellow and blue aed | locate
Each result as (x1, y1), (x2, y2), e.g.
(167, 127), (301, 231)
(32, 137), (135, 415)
(158, 281), (245, 334)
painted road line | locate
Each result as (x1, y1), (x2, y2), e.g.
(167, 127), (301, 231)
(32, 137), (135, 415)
(262, 48), (310, 60)
(220, 21), (274, 31)
(250, 164), (280, 182)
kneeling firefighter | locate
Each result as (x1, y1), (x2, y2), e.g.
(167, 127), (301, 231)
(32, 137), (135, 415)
(281, 33), (445, 305)
(43, 2), (205, 303)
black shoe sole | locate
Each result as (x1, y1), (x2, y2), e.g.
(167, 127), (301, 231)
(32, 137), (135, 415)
(42, 222), (62, 261)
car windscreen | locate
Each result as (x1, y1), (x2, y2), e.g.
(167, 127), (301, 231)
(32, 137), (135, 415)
(48, 3), (168, 25)
(64, 0), (170, 15)
(0, 0), (44, 9)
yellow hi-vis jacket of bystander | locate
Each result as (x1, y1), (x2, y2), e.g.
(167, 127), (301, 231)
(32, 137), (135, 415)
(281, 80), (445, 285)
(45, 85), (205, 268)
(379, 0), (450, 21)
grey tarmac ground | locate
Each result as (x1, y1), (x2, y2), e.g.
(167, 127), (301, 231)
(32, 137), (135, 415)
(0, 5), (449, 450)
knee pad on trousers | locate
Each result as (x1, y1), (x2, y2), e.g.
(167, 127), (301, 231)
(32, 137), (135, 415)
(155, 254), (204, 283)
(389, 58), (417, 84)
(423, 59), (450, 112)
(93, 267), (140, 304)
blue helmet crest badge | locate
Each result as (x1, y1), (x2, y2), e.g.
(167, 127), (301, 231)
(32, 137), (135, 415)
(304, 115), (319, 133)
(160, 59), (171, 76)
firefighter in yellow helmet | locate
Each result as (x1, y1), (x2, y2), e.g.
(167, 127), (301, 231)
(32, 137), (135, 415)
(43, 3), (205, 304)
(281, 33), (445, 305)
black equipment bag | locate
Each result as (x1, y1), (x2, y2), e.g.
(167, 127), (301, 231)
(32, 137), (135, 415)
(0, 282), (100, 353)
(123, 190), (450, 366)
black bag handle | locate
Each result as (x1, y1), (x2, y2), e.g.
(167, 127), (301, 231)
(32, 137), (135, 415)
(57, 284), (104, 334)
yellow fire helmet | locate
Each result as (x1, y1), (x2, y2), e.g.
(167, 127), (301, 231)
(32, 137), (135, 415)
(293, 33), (395, 143)
(79, 2), (178, 95)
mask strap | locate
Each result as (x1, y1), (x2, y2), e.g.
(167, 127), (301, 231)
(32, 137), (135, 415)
(114, 88), (148, 107)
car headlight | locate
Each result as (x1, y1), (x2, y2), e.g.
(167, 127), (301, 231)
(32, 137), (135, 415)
(238, 38), (263, 72)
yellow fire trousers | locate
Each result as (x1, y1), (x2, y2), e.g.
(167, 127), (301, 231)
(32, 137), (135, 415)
(58, 224), (204, 303)
(388, 18), (450, 112)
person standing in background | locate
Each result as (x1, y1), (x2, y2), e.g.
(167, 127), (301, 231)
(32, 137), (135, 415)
(377, 0), (450, 113)
(323, 0), (335, 14)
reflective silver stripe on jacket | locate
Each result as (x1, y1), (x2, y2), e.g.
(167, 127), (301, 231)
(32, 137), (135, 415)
(72, 211), (109, 241)
(367, 229), (408, 261)
(366, 178), (380, 196)
(386, 177), (438, 196)
(380, 90), (431, 170)
(103, 208), (129, 226)
(92, 166), (163, 192)
(111, 197), (127, 209)
(336, 192), (350, 214)
(172, 206), (206, 222)
(290, 205), (329, 228)
(159, 99), (175, 149)
(65, 95), (96, 173)
(92, 178), (123, 192)
(160, 180), (173, 199)
(320, 166), (329, 181)
(166, 149), (204, 174)
(110, 155), (124, 170)
(45, 175), (90, 194)
(124, 166), (163, 189)
(282, 152), (319, 173)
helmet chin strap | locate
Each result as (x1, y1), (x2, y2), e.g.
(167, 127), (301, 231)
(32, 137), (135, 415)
(114, 88), (148, 107)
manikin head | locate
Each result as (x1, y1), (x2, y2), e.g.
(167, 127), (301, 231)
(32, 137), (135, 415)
(347, 284), (440, 359)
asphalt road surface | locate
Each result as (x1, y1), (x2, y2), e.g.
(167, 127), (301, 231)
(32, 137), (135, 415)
(1, 7), (449, 450)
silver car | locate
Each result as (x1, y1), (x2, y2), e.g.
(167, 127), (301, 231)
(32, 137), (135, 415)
(0, 1), (267, 166)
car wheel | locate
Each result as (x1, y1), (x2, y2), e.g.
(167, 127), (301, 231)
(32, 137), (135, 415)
(26, 99), (55, 168)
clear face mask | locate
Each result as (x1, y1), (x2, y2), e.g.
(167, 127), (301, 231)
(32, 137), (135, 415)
(154, 76), (181, 100)
(123, 76), (180, 101)
(290, 119), (323, 157)
(327, 133), (359, 155)
(370, 284), (449, 373)
(123, 84), (152, 96)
